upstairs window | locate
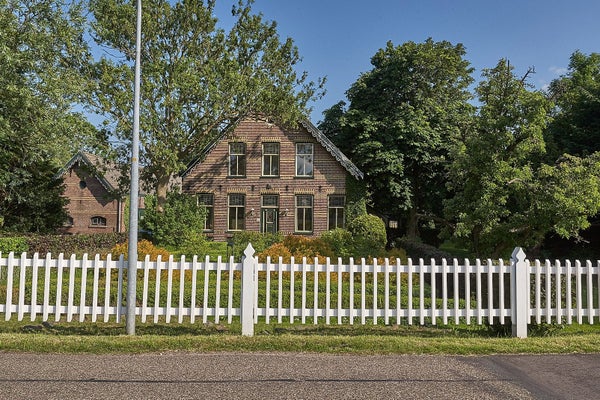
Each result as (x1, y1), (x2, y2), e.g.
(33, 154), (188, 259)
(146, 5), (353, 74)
(229, 142), (246, 177)
(91, 216), (107, 227)
(197, 193), (214, 231)
(262, 143), (280, 177)
(295, 143), (313, 177)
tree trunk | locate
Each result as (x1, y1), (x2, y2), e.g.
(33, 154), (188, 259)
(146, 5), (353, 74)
(405, 207), (419, 238)
(155, 174), (171, 213)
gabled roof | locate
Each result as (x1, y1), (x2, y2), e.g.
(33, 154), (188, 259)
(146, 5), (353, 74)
(182, 118), (364, 180)
(55, 151), (120, 192)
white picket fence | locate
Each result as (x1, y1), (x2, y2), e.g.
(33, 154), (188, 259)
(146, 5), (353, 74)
(1, 245), (599, 338)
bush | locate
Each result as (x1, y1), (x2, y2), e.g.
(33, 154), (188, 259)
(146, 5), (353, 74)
(111, 239), (171, 261)
(25, 233), (126, 256)
(320, 228), (353, 260)
(141, 192), (207, 248)
(395, 237), (453, 263)
(0, 236), (29, 254)
(232, 231), (283, 260)
(257, 242), (292, 263)
(347, 214), (387, 258)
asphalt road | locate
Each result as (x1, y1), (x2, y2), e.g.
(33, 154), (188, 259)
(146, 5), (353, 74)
(1, 352), (599, 399)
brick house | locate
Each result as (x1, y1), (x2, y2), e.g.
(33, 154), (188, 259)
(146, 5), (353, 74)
(181, 117), (363, 241)
(56, 151), (128, 234)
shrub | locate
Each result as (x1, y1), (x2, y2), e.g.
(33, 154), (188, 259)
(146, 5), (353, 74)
(25, 233), (126, 256)
(320, 228), (353, 260)
(347, 214), (387, 258)
(111, 239), (171, 261)
(0, 236), (29, 254)
(141, 192), (207, 248)
(232, 231), (283, 260)
(178, 232), (208, 258)
(283, 235), (334, 262)
(257, 242), (292, 263)
(395, 237), (453, 263)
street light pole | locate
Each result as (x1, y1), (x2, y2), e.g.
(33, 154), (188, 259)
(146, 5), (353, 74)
(126, 0), (142, 335)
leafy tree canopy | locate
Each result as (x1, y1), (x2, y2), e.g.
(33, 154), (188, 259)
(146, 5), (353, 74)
(88, 0), (324, 210)
(445, 60), (600, 257)
(545, 51), (600, 158)
(321, 39), (474, 238)
(0, 0), (101, 232)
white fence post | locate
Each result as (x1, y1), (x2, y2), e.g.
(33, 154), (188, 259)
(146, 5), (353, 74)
(511, 247), (528, 338)
(241, 243), (256, 337)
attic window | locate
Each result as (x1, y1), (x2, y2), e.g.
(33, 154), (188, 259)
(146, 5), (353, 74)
(79, 180), (87, 189)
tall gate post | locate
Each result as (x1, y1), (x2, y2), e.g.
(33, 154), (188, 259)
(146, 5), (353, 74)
(510, 247), (528, 338)
(241, 243), (256, 336)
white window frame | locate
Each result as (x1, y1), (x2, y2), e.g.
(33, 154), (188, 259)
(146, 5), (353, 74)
(262, 142), (280, 177)
(228, 142), (246, 177)
(228, 193), (245, 231)
(197, 193), (214, 232)
(295, 194), (313, 233)
(295, 143), (314, 177)
(328, 195), (346, 230)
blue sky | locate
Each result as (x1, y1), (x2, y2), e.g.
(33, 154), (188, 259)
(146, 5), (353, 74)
(214, 1), (600, 122)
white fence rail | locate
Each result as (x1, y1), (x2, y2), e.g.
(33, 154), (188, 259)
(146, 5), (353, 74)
(1, 246), (599, 338)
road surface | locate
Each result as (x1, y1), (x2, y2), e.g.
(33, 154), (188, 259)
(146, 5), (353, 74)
(1, 352), (599, 399)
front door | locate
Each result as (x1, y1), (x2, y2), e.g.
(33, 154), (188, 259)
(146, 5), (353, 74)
(261, 208), (278, 234)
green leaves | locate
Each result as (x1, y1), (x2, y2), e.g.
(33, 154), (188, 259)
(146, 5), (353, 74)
(89, 0), (323, 208)
(326, 39), (474, 237)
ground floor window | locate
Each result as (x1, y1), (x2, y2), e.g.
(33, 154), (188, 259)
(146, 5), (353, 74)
(328, 195), (345, 229)
(295, 194), (313, 233)
(91, 216), (107, 227)
(197, 193), (214, 231)
(228, 193), (245, 231)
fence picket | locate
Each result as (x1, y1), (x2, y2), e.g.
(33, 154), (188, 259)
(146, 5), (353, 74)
(289, 256), (295, 324)
(179, 255), (186, 324)
(31, 253), (39, 321)
(202, 255), (209, 323)
(141, 255), (150, 323)
(18, 252), (27, 321)
(407, 258), (413, 325)
(56, 253), (64, 322)
(487, 259), (493, 325)
(453, 258), (459, 325)
(556, 260), (562, 324)
(313, 258), (319, 325)
(465, 259), (471, 325)
(325, 258), (331, 324)
(349, 258), (355, 325)
(373, 258), (378, 325)
(66, 254), (76, 322)
(442, 259), (448, 325)
(587, 260), (593, 324)
(476, 259), (482, 325)
(265, 257), (271, 324)
(360, 258), (366, 325)
(338, 258), (343, 325)
(301, 257), (307, 324)
(79, 254), (89, 322)
(566, 260), (572, 324)
(576, 260), (582, 324)
(215, 256), (222, 324)
(43, 253), (52, 321)
(116, 254), (124, 323)
(545, 260), (551, 324)
(5, 252), (14, 321)
(430, 259), (436, 325)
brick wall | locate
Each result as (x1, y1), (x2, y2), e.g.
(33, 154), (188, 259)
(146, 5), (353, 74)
(60, 165), (121, 234)
(183, 118), (351, 241)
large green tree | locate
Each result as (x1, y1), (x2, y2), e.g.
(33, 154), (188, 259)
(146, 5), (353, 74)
(545, 51), (600, 158)
(321, 39), (474, 238)
(0, 0), (99, 232)
(88, 0), (323, 210)
(445, 60), (600, 257)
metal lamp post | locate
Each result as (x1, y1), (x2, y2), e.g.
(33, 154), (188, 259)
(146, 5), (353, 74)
(126, 0), (142, 336)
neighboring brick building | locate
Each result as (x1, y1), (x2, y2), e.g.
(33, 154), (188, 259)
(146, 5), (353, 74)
(56, 151), (126, 234)
(181, 117), (363, 241)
